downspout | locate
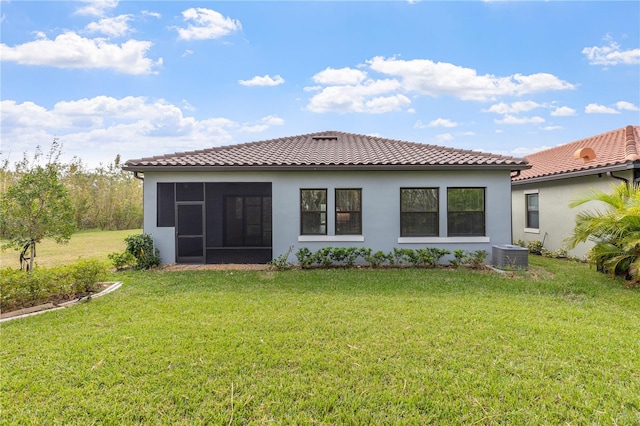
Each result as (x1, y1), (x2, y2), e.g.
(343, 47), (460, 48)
(509, 170), (521, 245)
(133, 171), (144, 181)
(607, 171), (628, 186)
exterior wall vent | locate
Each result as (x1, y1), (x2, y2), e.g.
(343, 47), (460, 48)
(492, 244), (528, 270)
(573, 147), (596, 163)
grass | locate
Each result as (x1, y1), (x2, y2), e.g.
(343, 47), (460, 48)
(0, 229), (141, 269)
(2, 257), (639, 424)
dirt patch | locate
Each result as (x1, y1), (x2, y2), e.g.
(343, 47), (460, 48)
(159, 264), (270, 271)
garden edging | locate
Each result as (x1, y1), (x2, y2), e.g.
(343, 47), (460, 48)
(0, 282), (122, 322)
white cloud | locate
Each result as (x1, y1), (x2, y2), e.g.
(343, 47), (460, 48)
(175, 8), (241, 41)
(182, 49), (193, 58)
(494, 115), (545, 124)
(86, 15), (133, 37)
(75, 0), (119, 17)
(585, 103), (619, 114)
(240, 115), (285, 132)
(364, 94), (411, 113)
(0, 96), (269, 167)
(616, 101), (639, 111)
(543, 126), (562, 131)
(239, 74), (285, 87)
(306, 79), (405, 113)
(367, 56), (574, 101)
(484, 101), (543, 114)
(427, 118), (458, 128)
(414, 120), (428, 129)
(436, 133), (454, 143)
(312, 67), (367, 85)
(582, 35), (640, 66)
(0, 32), (162, 74)
(550, 106), (576, 117)
(142, 11), (161, 19)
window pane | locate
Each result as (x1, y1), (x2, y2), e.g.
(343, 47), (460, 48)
(336, 189), (361, 212)
(448, 188), (484, 212)
(527, 211), (539, 229)
(302, 212), (326, 235)
(401, 188), (438, 212)
(401, 212), (438, 236)
(527, 194), (539, 210)
(447, 188), (485, 236)
(336, 212), (361, 235)
(301, 190), (327, 212)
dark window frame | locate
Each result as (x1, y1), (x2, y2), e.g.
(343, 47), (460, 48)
(335, 188), (362, 235)
(300, 189), (328, 235)
(400, 187), (439, 237)
(446, 187), (486, 237)
(526, 193), (539, 229)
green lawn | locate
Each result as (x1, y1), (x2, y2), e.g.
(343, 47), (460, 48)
(0, 229), (141, 269)
(2, 257), (639, 424)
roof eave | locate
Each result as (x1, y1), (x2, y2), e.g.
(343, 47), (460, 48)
(123, 163), (530, 173)
(512, 161), (639, 185)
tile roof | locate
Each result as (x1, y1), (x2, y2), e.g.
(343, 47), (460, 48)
(124, 131), (528, 171)
(512, 125), (640, 182)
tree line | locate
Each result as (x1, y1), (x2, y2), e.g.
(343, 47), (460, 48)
(1, 141), (142, 236)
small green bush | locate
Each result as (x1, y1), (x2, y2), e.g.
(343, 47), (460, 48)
(108, 251), (137, 270)
(123, 233), (160, 270)
(526, 240), (544, 255)
(268, 246), (294, 271)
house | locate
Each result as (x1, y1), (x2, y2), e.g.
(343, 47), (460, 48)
(512, 125), (640, 258)
(123, 131), (529, 265)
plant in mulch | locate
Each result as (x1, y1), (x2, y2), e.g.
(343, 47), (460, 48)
(0, 259), (108, 312)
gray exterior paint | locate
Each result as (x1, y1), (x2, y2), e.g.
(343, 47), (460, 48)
(511, 171), (633, 258)
(142, 169), (514, 264)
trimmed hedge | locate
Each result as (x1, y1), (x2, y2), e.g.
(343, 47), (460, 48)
(274, 246), (489, 270)
(0, 259), (108, 312)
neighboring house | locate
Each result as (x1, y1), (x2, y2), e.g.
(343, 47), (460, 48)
(512, 125), (640, 259)
(123, 131), (529, 265)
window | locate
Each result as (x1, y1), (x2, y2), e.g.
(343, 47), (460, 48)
(526, 193), (539, 229)
(300, 189), (327, 235)
(447, 188), (485, 236)
(400, 188), (439, 236)
(336, 189), (362, 235)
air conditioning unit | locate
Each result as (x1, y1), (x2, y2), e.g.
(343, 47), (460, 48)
(492, 245), (528, 270)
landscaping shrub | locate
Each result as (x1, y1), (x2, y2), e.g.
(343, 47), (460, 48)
(526, 240), (544, 255)
(108, 251), (137, 270)
(122, 233), (160, 270)
(0, 259), (108, 311)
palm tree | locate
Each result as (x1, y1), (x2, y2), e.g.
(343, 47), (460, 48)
(565, 182), (640, 280)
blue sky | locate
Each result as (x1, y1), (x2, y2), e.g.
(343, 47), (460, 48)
(1, 1), (639, 168)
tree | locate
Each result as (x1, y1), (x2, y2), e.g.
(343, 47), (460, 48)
(0, 141), (76, 271)
(565, 182), (640, 281)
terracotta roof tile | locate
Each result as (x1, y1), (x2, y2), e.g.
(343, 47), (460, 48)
(124, 131), (527, 170)
(513, 125), (640, 182)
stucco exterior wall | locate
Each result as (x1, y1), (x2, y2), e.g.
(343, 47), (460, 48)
(142, 169), (514, 264)
(511, 171), (633, 259)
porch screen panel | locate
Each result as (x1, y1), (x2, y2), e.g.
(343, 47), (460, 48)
(157, 183), (175, 227)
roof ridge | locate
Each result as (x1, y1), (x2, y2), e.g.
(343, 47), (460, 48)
(525, 125), (639, 159)
(624, 125), (639, 161)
